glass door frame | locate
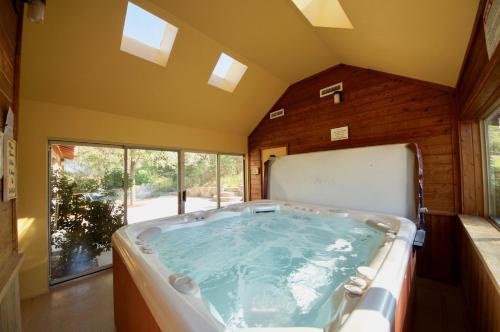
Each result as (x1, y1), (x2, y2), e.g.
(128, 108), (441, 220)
(47, 140), (182, 285)
(47, 140), (129, 285)
(179, 150), (246, 214)
(124, 146), (181, 222)
(47, 140), (245, 285)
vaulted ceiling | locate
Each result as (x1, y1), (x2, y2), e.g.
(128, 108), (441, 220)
(20, 0), (479, 136)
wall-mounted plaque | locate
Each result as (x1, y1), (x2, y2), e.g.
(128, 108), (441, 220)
(4, 138), (16, 201)
(331, 126), (349, 141)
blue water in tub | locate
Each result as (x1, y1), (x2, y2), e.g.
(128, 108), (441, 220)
(150, 210), (384, 329)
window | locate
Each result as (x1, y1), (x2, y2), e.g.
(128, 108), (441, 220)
(291, 0), (353, 29)
(48, 141), (245, 283)
(208, 53), (248, 93)
(49, 144), (125, 283)
(184, 152), (218, 212)
(220, 155), (245, 207)
(120, 2), (178, 66)
(127, 149), (179, 223)
(485, 108), (500, 227)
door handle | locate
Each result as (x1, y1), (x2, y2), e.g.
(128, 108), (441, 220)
(182, 190), (187, 202)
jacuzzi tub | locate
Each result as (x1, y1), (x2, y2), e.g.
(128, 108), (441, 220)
(112, 200), (416, 332)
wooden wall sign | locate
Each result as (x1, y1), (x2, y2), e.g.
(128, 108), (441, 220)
(4, 138), (16, 201)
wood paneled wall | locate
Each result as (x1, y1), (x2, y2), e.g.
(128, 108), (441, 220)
(459, 220), (500, 332)
(0, 1), (23, 330)
(458, 120), (484, 216)
(416, 213), (460, 283)
(456, 0), (499, 120)
(0, 0), (22, 268)
(456, 0), (499, 216)
(248, 64), (460, 214)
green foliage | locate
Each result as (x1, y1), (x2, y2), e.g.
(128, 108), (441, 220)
(487, 124), (500, 216)
(102, 169), (124, 190)
(184, 153), (217, 188)
(73, 176), (100, 194)
(50, 170), (125, 276)
(150, 178), (177, 195)
(220, 155), (244, 187)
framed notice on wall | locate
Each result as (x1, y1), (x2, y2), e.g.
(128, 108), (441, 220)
(4, 138), (16, 201)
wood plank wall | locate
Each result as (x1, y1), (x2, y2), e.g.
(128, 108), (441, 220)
(454, 1), (500, 331)
(456, 0), (500, 120)
(456, 0), (498, 217)
(248, 64), (460, 215)
(0, 0), (22, 269)
(459, 221), (500, 332)
(416, 213), (460, 283)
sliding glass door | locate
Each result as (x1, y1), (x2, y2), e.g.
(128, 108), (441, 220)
(183, 152), (218, 212)
(220, 155), (245, 207)
(49, 143), (125, 283)
(49, 142), (244, 283)
(127, 149), (179, 223)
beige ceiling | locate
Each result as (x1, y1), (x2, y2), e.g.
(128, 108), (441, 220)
(20, 0), (479, 136)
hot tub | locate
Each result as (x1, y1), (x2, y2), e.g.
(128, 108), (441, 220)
(112, 200), (416, 332)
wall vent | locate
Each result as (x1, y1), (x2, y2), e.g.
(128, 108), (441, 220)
(320, 82), (343, 98)
(270, 109), (285, 119)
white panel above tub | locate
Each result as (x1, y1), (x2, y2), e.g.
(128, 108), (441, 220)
(268, 144), (416, 220)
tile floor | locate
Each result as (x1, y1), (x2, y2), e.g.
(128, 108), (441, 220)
(21, 271), (470, 332)
(21, 270), (115, 332)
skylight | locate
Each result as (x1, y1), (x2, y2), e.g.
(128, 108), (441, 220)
(291, 0), (353, 29)
(208, 53), (248, 93)
(120, 2), (178, 66)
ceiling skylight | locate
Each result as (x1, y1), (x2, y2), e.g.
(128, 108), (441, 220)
(291, 0), (353, 29)
(120, 2), (178, 66)
(208, 53), (248, 93)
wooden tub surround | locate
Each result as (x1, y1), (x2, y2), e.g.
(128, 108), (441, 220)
(113, 248), (161, 332)
(113, 244), (417, 332)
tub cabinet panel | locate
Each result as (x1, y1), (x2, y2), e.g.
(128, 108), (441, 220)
(113, 249), (161, 332)
(394, 250), (416, 332)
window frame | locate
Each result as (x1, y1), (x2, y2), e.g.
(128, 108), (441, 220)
(481, 109), (500, 231)
(120, 1), (178, 66)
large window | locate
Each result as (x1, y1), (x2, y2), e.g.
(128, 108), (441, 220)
(49, 142), (245, 283)
(49, 144), (125, 283)
(485, 109), (500, 227)
(220, 155), (245, 207)
(184, 152), (218, 213)
(127, 149), (179, 223)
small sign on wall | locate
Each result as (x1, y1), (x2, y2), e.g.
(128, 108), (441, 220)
(4, 138), (16, 201)
(270, 109), (285, 119)
(331, 126), (349, 141)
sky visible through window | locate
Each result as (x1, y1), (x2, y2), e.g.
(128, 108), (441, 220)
(213, 53), (234, 78)
(123, 2), (166, 49)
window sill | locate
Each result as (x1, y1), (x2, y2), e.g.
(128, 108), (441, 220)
(458, 215), (500, 289)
